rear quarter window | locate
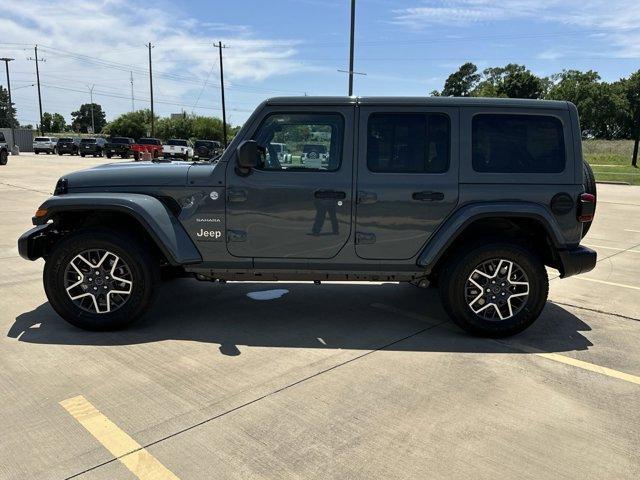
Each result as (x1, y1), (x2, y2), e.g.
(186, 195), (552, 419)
(472, 114), (565, 173)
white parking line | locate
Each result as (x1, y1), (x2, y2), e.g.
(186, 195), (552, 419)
(583, 244), (640, 254)
(624, 229), (640, 233)
(572, 277), (640, 291)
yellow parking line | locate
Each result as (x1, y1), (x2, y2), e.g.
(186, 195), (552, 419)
(60, 395), (180, 480)
(573, 276), (640, 291)
(506, 344), (640, 386)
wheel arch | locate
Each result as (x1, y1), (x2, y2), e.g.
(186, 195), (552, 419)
(418, 202), (569, 278)
(33, 193), (201, 265)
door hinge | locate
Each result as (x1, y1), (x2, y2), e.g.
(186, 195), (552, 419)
(355, 232), (376, 245)
(226, 230), (247, 242)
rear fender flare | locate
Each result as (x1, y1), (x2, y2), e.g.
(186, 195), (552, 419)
(36, 193), (201, 265)
(417, 202), (568, 272)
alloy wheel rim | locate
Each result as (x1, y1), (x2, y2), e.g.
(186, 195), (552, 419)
(464, 258), (529, 321)
(63, 249), (133, 314)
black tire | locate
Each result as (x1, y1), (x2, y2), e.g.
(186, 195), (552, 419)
(0, 149), (8, 165)
(43, 228), (158, 331)
(80, 153), (85, 157)
(439, 242), (548, 337)
(582, 160), (597, 238)
(106, 153), (112, 159)
(122, 152), (130, 159)
(35, 151), (40, 155)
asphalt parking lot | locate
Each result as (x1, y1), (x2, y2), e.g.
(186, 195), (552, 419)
(1, 153), (639, 480)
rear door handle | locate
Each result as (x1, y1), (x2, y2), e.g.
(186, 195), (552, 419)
(314, 189), (346, 200)
(412, 191), (445, 201)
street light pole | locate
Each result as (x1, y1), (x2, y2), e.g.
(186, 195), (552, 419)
(148, 43), (155, 137)
(348, 0), (356, 96)
(88, 84), (95, 133)
(0, 57), (15, 152)
(217, 41), (228, 148)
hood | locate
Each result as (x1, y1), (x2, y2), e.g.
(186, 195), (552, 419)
(64, 161), (192, 189)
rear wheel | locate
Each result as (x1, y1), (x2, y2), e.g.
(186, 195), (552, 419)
(43, 229), (158, 331)
(439, 242), (548, 337)
(0, 150), (8, 165)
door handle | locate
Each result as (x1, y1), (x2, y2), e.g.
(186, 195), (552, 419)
(227, 188), (247, 202)
(412, 191), (445, 201)
(314, 189), (346, 200)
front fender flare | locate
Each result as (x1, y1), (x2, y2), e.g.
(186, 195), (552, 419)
(35, 193), (202, 265)
(417, 202), (568, 272)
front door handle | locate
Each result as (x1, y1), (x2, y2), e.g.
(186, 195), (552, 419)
(412, 191), (444, 202)
(314, 189), (346, 200)
(227, 188), (247, 202)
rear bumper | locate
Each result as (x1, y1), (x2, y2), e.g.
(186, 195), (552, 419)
(18, 224), (54, 261)
(557, 246), (597, 278)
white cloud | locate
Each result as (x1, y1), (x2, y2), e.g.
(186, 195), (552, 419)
(393, 1), (640, 58)
(0, 0), (310, 125)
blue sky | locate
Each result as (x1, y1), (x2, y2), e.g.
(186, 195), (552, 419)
(2, 0), (639, 127)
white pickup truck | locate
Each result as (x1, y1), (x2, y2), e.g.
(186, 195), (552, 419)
(162, 139), (193, 161)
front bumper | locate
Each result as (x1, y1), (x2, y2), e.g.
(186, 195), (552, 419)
(18, 224), (54, 261)
(557, 246), (597, 278)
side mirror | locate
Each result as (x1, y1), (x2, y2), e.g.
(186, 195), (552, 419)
(236, 140), (261, 169)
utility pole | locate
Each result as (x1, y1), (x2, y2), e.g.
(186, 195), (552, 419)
(88, 84), (95, 133)
(148, 43), (155, 136)
(0, 57), (15, 152)
(130, 71), (135, 111)
(348, 0), (356, 96)
(28, 45), (45, 134)
(217, 41), (228, 148)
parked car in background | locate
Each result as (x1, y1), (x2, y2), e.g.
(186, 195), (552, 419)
(163, 139), (193, 160)
(0, 132), (8, 165)
(270, 142), (292, 164)
(193, 140), (222, 160)
(56, 138), (81, 156)
(136, 138), (163, 159)
(79, 138), (107, 157)
(33, 137), (58, 154)
(105, 137), (135, 159)
(300, 143), (329, 168)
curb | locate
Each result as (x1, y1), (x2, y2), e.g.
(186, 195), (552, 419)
(596, 181), (631, 185)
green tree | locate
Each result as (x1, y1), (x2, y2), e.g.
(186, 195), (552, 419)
(71, 103), (106, 133)
(0, 86), (18, 128)
(156, 114), (193, 140)
(102, 109), (155, 139)
(547, 70), (627, 139)
(441, 62), (481, 97)
(621, 71), (640, 167)
(51, 113), (66, 132)
(474, 64), (546, 99)
(41, 112), (53, 133)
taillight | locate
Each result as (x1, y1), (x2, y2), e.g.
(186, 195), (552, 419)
(578, 193), (596, 222)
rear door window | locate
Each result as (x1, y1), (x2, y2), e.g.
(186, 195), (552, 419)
(472, 114), (565, 173)
(367, 113), (450, 173)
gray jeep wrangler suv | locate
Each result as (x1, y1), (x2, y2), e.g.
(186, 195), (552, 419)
(19, 97), (597, 337)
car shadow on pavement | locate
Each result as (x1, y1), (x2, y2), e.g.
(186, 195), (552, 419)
(7, 280), (593, 355)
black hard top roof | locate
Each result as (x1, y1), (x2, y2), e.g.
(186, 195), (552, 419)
(264, 96), (569, 110)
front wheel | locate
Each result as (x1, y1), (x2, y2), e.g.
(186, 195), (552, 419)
(43, 229), (158, 330)
(439, 242), (548, 337)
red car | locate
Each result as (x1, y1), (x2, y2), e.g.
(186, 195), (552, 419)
(135, 138), (163, 160)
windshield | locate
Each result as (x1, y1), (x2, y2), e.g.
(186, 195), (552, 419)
(58, 138), (73, 142)
(167, 139), (188, 146)
(81, 139), (96, 144)
(195, 141), (214, 147)
(34, 137), (50, 142)
(139, 138), (160, 145)
(111, 137), (131, 144)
